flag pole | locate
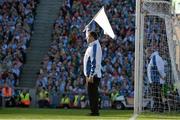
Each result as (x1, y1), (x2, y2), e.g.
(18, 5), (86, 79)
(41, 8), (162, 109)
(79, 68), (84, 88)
(83, 19), (94, 32)
(83, 6), (104, 32)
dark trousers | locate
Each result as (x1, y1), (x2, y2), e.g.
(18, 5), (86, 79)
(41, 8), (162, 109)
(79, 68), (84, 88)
(38, 100), (49, 108)
(62, 104), (70, 108)
(152, 83), (163, 112)
(0, 96), (2, 107)
(88, 76), (100, 114)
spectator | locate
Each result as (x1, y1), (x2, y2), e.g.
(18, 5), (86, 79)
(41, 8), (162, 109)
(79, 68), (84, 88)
(19, 89), (31, 107)
(37, 87), (50, 108)
(1, 83), (14, 107)
(0, 0), (38, 102)
(60, 94), (70, 109)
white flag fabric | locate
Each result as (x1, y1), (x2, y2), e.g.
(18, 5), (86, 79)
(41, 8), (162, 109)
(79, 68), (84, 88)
(94, 7), (115, 39)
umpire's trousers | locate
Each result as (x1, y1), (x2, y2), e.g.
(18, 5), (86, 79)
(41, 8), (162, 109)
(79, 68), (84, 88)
(88, 76), (100, 114)
(152, 83), (163, 112)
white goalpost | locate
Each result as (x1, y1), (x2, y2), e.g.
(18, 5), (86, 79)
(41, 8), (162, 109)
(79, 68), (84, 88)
(134, 0), (180, 114)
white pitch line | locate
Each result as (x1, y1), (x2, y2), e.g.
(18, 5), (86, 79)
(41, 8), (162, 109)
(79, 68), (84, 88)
(129, 113), (139, 120)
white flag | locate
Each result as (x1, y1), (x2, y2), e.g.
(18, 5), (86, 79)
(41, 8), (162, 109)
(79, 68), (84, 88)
(94, 7), (115, 39)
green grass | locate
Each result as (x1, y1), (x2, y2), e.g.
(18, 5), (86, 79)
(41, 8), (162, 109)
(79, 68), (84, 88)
(137, 112), (180, 120)
(0, 108), (132, 120)
(0, 108), (179, 120)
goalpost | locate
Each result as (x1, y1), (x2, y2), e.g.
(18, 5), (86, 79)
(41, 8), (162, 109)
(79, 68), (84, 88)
(134, 0), (180, 114)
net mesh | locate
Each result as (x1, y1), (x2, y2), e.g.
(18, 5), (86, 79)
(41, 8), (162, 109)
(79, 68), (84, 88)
(141, 0), (180, 112)
(174, 17), (180, 72)
(143, 0), (171, 16)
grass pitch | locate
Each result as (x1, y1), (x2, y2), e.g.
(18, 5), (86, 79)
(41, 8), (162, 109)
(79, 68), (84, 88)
(0, 108), (179, 120)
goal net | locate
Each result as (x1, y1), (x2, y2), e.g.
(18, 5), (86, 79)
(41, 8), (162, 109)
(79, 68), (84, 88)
(134, 0), (180, 113)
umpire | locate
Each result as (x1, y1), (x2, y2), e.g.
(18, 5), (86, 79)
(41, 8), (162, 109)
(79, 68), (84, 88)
(146, 47), (166, 112)
(83, 27), (102, 116)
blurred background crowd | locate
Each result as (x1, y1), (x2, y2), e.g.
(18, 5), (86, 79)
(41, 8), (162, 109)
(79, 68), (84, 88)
(0, 0), (38, 94)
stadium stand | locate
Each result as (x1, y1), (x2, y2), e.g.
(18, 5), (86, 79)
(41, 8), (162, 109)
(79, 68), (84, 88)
(0, 0), (178, 111)
(0, 0), (38, 107)
(36, 0), (136, 108)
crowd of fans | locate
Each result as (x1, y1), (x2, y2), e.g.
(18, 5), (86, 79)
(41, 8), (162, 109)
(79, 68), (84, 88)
(0, 0), (38, 97)
(0, 0), (178, 110)
(36, 0), (136, 108)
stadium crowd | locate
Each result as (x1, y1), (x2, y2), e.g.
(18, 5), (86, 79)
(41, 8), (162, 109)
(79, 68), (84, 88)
(0, 0), (178, 111)
(36, 0), (136, 108)
(0, 0), (38, 106)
